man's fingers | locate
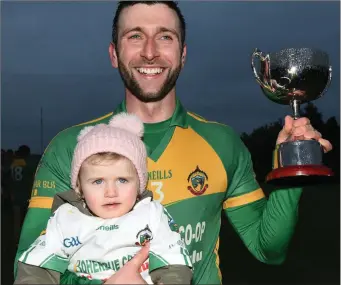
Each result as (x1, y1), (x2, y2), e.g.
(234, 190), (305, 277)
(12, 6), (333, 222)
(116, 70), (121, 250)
(283, 115), (294, 134)
(127, 243), (150, 269)
(292, 125), (315, 137)
(276, 116), (294, 145)
(292, 117), (310, 128)
(318, 138), (333, 153)
(302, 130), (321, 140)
(276, 115), (333, 153)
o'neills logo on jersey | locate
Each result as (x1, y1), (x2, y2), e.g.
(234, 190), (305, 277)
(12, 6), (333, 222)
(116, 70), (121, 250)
(187, 166), (209, 196)
(135, 225), (153, 246)
(96, 224), (119, 231)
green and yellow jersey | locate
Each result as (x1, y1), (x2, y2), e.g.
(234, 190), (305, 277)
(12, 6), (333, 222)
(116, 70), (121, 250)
(8, 156), (38, 206)
(15, 98), (302, 284)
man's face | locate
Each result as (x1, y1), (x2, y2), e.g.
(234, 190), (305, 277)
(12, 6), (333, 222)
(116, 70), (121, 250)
(110, 4), (186, 102)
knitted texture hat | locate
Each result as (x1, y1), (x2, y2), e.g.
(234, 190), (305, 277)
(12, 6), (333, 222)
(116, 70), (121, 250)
(71, 113), (147, 194)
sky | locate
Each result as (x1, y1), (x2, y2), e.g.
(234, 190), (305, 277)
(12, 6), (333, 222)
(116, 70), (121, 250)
(1, 1), (340, 154)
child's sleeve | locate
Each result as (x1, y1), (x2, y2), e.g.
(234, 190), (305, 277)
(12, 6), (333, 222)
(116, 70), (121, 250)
(17, 207), (70, 274)
(148, 202), (193, 284)
(14, 262), (60, 284)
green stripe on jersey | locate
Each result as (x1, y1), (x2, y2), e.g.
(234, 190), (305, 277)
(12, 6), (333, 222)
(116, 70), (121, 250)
(149, 251), (169, 271)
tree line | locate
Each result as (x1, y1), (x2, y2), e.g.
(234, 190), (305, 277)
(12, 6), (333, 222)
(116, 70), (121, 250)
(241, 103), (340, 184)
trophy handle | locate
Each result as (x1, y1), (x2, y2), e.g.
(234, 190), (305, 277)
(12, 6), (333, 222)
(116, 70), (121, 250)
(251, 48), (271, 90)
(319, 66), (332, 98)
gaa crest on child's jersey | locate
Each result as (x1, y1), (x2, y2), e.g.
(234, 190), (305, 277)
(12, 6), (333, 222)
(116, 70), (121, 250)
(135, 225), (153, 246)
(187, 166), (209, 196)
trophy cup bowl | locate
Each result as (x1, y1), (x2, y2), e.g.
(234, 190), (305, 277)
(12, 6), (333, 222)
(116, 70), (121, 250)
(251, 47), (334, 185)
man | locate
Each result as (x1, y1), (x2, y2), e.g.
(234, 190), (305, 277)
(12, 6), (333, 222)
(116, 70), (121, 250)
(8, 145), (37, 244)
(14, 2), (332, 284)
(2, 149), (14, 203)
(1, 149), (8, 204)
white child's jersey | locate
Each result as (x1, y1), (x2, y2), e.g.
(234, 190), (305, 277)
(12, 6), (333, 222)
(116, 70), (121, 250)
(18, 197), (192, 283)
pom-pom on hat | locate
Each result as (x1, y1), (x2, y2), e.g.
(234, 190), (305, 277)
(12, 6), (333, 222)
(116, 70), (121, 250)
(71, 113), (147, 194)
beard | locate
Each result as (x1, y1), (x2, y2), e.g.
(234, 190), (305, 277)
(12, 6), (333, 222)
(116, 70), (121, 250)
(117, 56), (182, 103)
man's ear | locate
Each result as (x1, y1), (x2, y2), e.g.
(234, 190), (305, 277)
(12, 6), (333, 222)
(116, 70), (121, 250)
(109, 42), (118, 68)
(181, 44), (187, 67)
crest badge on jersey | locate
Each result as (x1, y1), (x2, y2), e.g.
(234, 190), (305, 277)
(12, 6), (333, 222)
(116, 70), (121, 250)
(187, 166), (209, 196)
(135, 225), (153, 246)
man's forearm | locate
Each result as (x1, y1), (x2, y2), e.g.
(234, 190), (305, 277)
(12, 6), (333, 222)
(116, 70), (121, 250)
(14, 208), (51, 276)
(225, 187), (302, 264)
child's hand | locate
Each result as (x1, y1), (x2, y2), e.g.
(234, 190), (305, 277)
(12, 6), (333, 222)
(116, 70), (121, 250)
(104, 243), (150, 284)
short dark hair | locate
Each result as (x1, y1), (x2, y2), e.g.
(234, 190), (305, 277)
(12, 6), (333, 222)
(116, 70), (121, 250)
(112, 1), (186, 48)
(17, 145), (30, 157)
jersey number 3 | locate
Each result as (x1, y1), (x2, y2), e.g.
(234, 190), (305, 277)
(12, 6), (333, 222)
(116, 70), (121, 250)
(151, 181), (164, 203)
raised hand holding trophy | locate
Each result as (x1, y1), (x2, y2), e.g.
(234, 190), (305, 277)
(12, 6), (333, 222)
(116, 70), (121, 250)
(251, 47), (334, 185)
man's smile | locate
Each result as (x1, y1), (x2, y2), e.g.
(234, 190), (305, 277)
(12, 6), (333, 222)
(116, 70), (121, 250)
(135, 67), (165, 76)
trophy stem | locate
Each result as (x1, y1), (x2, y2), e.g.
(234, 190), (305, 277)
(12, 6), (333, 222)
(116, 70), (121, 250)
(290, 100), (301, 119)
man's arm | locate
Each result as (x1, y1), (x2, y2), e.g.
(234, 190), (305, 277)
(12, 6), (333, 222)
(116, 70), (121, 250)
(224, 188), (301, 264)
(222, 116), (331, 265)
(222, 125), (301, 264)
(14, 132), (74, 277)
(148, 202), (193, 284)
(15, 204), (70, 283)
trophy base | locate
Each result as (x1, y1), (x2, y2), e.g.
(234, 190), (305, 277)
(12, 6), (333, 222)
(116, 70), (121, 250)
(266, 165), (334, 186)
(267, 139), (334, 186)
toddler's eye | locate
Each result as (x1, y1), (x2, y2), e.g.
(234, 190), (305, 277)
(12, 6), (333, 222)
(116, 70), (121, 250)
(93, 179), (103, 185)
(118, 178), (128, 184)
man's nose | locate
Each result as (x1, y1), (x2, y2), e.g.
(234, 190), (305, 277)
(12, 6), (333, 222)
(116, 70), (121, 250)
(140, 38), (160, 61)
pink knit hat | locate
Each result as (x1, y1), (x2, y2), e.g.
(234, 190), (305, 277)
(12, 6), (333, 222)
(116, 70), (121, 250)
(71, 113), (147, 194)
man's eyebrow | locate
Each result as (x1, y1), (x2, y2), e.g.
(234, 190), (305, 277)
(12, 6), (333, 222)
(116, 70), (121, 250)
(121, 26), (143, 37)
(121, 26), (180, 40)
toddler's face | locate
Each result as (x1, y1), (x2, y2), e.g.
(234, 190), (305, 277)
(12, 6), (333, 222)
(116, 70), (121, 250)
(79, 157), (139, 219)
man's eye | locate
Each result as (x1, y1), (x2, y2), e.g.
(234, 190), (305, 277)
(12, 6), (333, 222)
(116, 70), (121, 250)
(93, 179), (103, 185)
(129, 34), (141, 39)
(161, 35), (172, 40)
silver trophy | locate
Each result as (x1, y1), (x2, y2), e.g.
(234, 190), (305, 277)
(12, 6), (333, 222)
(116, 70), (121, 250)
(251, 47), (334, 185)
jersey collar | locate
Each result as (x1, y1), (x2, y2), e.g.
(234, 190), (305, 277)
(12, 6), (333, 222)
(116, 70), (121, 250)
(113, 97), (188, 128)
